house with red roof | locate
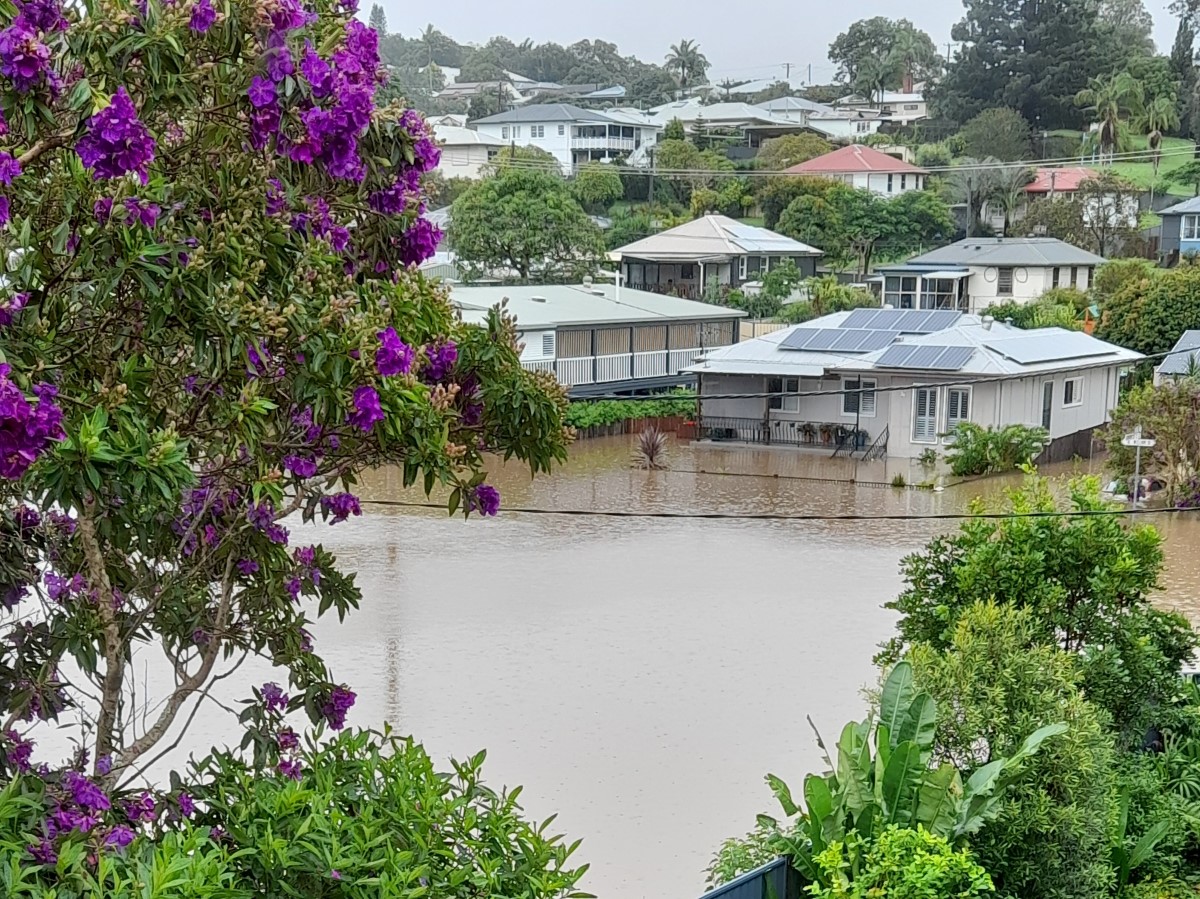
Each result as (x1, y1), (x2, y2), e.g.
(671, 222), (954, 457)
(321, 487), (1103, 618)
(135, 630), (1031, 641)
(983, 166), (1138, 234)
(784, 144), (929, 197)
(1024, 166), (1098, 199)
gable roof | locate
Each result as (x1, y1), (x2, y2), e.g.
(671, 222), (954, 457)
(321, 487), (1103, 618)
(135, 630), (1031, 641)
(649, 101), (801, 128)
(471, 104), (612, 125)
(786, 144), (928, 175)
(757, 96), (837, 117)
(432, 125), (507, 148)
(906, 237), (1106, 267)
(1025, 167), (1099, 194)
(686, 310), (1141, 378)
(612, 215), (822, 261)
(1157, 330), (1200, 375)
(450, 283), (745, 330)
(1160, 196), (1200, 216)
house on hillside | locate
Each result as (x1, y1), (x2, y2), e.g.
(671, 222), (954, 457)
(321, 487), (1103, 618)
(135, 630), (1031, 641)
(468, 104), (662, 173)
(436, 81), (524, 104)
(449, 282), (744, 396)
(785, 145), (928, 196)
(834, 91), (928, 125)
(1157, 196), (1200, 263)
(1155, 331), (1200, 384)
(432, 125), (506, 180)
(647, 101), (829, 158)
(611, 215), (822, 299)
(687, 308), (1139, 460)
(753, 97), (882, 140)
(872, 238), (1106, 313)
(982, 167), (1138, 234)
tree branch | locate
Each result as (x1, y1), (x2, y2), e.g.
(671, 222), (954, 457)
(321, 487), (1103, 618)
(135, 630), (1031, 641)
(114, 555), (238, 773)
(79, 503), (123, 771)
(18, 133), (71, 167)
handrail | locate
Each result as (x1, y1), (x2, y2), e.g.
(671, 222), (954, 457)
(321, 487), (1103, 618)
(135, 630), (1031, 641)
(862, 424), (889, 461)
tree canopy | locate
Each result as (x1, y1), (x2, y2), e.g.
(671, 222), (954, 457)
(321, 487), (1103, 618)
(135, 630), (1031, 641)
(755, 134), (834, 171)
(827, 17), (942, 100)
(958, 108), (1033, 161)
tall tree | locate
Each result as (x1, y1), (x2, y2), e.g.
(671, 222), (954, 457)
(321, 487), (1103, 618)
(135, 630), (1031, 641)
(1171, 17), (1198, 135)
(989, 164), (1037, 234)
(1137, 90), (1182, 194)
(368, 3), (387, 35)
(1099, 0), (1157, 54)
(1075, 70), (1145, 162)
(828, 18), (941, 98)
(665, 38), (710, 88)
(931, 0), (1141, 128)
(959, 107), (1033, 161)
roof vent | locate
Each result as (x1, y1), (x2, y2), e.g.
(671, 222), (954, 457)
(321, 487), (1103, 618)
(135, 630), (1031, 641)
(591, 288), (605, 296)
(582, 275), (594, 288)
(982, 314), (994, 330)
(882, 303), (894, 310)
(531, 295), (547, 303)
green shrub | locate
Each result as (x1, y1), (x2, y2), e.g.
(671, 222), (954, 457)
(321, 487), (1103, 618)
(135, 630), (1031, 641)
(944, 423), (1048, 476)
(564, 391), (695, 430)
(810, 827), (994, 899)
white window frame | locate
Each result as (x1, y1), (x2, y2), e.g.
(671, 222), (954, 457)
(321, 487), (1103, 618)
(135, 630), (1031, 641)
(944, 387), (970, 440)
(501, 126), (509, 140)
(513, 125), (522, 138)
(531, 125), (545, 139)
(912, 387), (939, 443)
(738, 256), (748, 280)
(1063, 376), (1083, 407)
(1183, 214), (1200, 240)
(541, 332), (556, 357)
(997, 266), (1014, 295)
(842, 378), (877, 417)
(558, 124), (565, 135)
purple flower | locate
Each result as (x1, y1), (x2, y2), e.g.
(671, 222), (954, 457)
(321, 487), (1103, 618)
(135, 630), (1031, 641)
(261, 681), (289, 713)
(247, 75), (276, 109)
(471, 484), (501, 517)
(0, 196), (10, 227)
(321, 685), (356, 730)
(27, 839), (56, 865)
(124, 791), (156, 823)
(105, 825), (136, 849)
(283, 454), (318, 478)
(0, 291), (28, 327)
(15, 504), (40, 530)
(397, 218), (443, 267)
(265, 45), (294, 82)
(320, 492), (361, 524)
(94, 196), (113, 223)
(96, 754), (112, 776)
(300, 42), (332, 97)
(75, 87), (156, 184)
(0, 109), (8, 136)
(376, 328), (414, 377)
(331, 869), (343, 880)
(3, 730), (34, 773)
(299, 627), (313, 652)
(347, 385), (383, 432)
(265, 178), (287, 216)
(276, 727), (299, 750)
(237, 558), (259, 576)
(15, 0), (68, 34)
(0, 151), (21, 185)
(0, 22), (51, 93)
(123, 197), (159, 228)
(64, 770), (110, 811)
(277, 758), (303, 780)
(285, 576), (301, 600)
(178, 792), (195, 818)
(0, 367), (66, 479)
(423, 341), (458, 382)
(188, 0), (215, 32)
(191, 627), (209, 645)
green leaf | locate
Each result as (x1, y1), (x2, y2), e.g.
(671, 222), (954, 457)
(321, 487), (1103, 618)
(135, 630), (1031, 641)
(766, 773), (797, 817)
(880, 740), (923, 826)
(897, 692), (938, 759)
(879, 662), (915, 749)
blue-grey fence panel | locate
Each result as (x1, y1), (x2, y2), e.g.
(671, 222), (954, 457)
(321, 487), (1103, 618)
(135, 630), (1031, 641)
(700, 858), (802, 899)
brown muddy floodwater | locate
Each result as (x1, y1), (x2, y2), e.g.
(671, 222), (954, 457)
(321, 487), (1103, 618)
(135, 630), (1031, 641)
(36, 437), (1200, 899)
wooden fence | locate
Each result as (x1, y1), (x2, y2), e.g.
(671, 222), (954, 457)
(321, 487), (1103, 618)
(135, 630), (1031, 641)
(573, 415), (693, 440)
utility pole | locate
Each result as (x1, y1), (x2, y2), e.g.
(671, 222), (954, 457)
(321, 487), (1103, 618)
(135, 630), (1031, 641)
(945, 42), (953, 63)
(807, 63), (812, 84)
(783, 62), (791, 81)
(965, 174), (974, 238)
(647, 147), (656, 206)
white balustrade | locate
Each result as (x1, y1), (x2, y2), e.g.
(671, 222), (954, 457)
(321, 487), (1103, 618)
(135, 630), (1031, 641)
(633, 350), (669, 378)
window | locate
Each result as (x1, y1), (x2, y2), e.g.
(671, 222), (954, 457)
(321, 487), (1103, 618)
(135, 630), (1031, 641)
(558, 124), (565, 135)
(904, 103), (919, 111)
(997, 266), (1014, 294)
(680, 263), (696, 280)
(1183, 214), (1200, 240)
(855, 121), (870, 133)
(1070, 266), (1078, 287)
(946, 388), (970, 433)
(1063, 377), (1083, 407)
(913, 388), (938, 442)
(887, 174), (894, 193)
(513, 126), (522, 138)
(1052, 267), (1060, 288)
(1041, 381), (1054, 430)
(768, 377), (802, 412)
(884, 275), (918, 309)
(531, 125), (544, 138)
(900, 174), (907, 190)
(501, 126), (509, 140)
(843, 378), (877, 417)
(738, 256), (747, 280)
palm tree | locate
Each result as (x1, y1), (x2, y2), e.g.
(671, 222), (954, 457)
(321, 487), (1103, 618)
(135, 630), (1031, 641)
(886, 30), (924, 93)
(990, 164), (1036, 235)
(1136, 92), (1181, 202)
(946, 157), (1002, 237)
(665, 39), (709, 89)
(1075, 71), (1144, 164)
(853, 55), (894, 107)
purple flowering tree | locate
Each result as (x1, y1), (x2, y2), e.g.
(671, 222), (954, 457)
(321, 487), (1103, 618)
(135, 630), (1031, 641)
(0, 0), (578, 887)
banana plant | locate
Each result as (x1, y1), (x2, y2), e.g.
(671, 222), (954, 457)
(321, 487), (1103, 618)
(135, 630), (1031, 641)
(761, 662), (1067, 888)
(1111, 790), (1171, 895)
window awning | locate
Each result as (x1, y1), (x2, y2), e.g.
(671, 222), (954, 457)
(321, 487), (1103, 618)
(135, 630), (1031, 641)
(920, 270), (970, 280)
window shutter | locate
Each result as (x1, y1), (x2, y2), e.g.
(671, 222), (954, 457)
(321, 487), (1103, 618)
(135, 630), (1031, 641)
(542, 332), (556, 357)
(861, 380), (876, 415)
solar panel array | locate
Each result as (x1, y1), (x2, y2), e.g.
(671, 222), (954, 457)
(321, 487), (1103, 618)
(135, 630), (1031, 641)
(874, 344), (977, 371)
(780, 327), (899, 353)
(841, 308), (962, 333)
(982, 332), (1115, 365)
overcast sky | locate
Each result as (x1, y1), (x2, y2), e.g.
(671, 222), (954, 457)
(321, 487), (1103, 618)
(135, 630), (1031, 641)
(376, 0), (1180, 84)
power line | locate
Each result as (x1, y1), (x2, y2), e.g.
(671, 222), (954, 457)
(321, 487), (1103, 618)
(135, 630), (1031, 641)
(569, 344), (1182, 403)
(360, 498), (1196, 522)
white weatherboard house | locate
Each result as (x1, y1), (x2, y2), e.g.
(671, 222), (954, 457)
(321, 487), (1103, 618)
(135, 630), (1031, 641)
(1155, 330), (1200, 384)
(431, 125), (507, 180)
(688, 309), (1139, 461)
(468, 104), (661, 174)
(450, 283), (744, 396)
(872, 238), (1107, 314)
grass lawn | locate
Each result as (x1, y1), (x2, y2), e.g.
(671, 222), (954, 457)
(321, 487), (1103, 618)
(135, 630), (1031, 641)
(1047, 131), (1197, 197)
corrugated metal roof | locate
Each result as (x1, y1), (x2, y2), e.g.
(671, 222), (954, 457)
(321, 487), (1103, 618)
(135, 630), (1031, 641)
(686, 311), (1142, 378)
(432, 125), (508, 147)
(786, 144), (928, 175)
(908, 237), (1106, 267)
(449, 283), (745, 330)
(1160, 197), (1200, 216)
(1025, 167), (1099, 193)
(614, 215), (821, 260)
(1157, 330), (1200, 374)
(471, 104), (612, 125)
(757, 96), (837, 116)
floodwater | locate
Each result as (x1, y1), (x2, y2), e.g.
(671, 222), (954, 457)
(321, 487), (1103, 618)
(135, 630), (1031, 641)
(25, 437), (1200, 898)
(313, 438), (1200, 899)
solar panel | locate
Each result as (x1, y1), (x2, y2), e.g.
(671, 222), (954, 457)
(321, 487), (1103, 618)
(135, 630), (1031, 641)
(983, 332), (1115, 365)
(804, 329), (845, 351)
(839, 308), (962, 333)
(875, 344), (919, 367)
(857, 329), (901, 352)
(874, 344), (976, 371)
(780, 327), (899, 353)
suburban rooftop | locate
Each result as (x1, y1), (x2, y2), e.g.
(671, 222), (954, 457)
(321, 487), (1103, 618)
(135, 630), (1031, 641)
(901, 237), (1107, 267)
(612, 214), (822, 261)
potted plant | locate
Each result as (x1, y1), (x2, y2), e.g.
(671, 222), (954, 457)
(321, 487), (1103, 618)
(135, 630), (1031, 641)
(800, 422), (817, 444)
(819, 423), (835, 445)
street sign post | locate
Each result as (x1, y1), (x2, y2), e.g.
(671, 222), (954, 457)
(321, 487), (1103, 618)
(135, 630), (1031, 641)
(1121, 427), (1156, 507)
